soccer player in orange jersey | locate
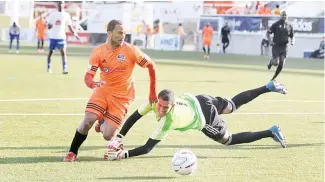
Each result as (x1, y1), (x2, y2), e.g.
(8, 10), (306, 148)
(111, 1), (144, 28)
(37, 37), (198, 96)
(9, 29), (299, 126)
(64, 20), (158, 162)
(35, 15), (47, 53)
(202, 23), (214, 59)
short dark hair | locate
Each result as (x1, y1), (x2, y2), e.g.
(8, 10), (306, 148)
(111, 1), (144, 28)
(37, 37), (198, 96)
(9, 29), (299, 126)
(107, 20), (122, 32)
(158, 89), (175, 103)
(276, 5), (279, 8)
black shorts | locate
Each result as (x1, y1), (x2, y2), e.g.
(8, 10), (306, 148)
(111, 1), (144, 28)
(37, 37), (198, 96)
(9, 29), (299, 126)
(261, 39), (269, 46)
(222, 37), (229, 44)
(272, 44), (288, 59)
(196, 94), (229, 140)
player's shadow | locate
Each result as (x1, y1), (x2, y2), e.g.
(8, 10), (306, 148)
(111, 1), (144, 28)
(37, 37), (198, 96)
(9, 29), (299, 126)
(126, 142), (324, 150)
(0, 142), (323, 153)
(0, 156), (107, 164)
(137, 155), (248, 159)
(97, 176), (176, 180)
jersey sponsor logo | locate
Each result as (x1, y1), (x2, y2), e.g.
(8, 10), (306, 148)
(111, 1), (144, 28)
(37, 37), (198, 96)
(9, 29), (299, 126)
(117, 54), (125, 62)
(176, 101), (188, 107)
(55, 20), (61, 25)
(103, 67), (110, 73)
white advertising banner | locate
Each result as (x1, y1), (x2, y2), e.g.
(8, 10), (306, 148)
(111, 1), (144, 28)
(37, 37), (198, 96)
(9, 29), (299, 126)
(151, 1), (203, 23)
(131, 33), (147, 49)
(86, 3), (153, 33)
(1, 28), (36, 42)
(154, 34), (180, 51)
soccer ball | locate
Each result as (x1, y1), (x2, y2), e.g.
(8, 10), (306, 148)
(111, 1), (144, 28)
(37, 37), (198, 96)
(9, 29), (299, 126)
(171, 149), (197, 175)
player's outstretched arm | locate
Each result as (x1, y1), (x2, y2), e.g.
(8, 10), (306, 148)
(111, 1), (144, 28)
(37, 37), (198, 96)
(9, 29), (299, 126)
(289, 25), (295, 45)
(128, 138), (161, 157)
(68, 25), (80, 40)
(119, 110), (144, 136)
(107, 138), (160, 160)
(146, 61), (157, 103)
(108, 115), (171, 161)
(84, 49), (105, 89)
(267, 23), (276, 45)
(107, 102), (154, 150)
(133, 46), (158, 103)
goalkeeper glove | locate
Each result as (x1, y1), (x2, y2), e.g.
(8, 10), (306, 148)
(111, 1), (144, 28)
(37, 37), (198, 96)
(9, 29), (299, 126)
(107, 133), (124, 150)
(105, 149), (128, 161)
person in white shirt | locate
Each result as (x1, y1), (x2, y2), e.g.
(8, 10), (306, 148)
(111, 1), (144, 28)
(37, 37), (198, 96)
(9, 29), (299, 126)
(46, 1), (79, 74)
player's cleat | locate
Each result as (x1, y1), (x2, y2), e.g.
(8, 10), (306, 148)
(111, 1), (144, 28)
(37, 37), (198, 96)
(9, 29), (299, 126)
(16, 50), (19, 54)
(269, 125), (286, 148)
(47, 68), (52, 73)
(266, 81), (288, 94)
(203, 55), (207, 58)
(206, 55), (210, 59)
(63, 152), (77, 162)
(94, 120), (101, 133)
(8, 50), (12, 53)
(63, 68), (68, 74)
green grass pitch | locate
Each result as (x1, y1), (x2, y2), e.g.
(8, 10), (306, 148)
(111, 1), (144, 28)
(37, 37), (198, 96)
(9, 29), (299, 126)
(0, 43), (323, 181)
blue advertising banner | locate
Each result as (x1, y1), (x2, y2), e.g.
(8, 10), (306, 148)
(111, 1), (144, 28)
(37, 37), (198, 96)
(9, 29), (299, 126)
(200, 15), (324, 34)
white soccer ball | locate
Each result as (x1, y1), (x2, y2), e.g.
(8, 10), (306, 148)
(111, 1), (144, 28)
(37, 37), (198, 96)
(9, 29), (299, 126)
(171, 149), (197, 175)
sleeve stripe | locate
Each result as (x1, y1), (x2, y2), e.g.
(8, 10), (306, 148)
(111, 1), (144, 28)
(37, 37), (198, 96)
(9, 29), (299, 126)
(90, 66), (98, 72)
(139, 58), (148, 66)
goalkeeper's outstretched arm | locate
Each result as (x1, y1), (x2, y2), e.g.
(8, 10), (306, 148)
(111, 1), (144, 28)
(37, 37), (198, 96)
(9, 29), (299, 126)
(119, 110), (144, 137)
(127, 138), (161, 157)
(119, 101), (154, 137)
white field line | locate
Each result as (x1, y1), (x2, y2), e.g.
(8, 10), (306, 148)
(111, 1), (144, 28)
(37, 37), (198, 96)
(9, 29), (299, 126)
(0, 112), (323, 116)
(0, 97), (323, 103)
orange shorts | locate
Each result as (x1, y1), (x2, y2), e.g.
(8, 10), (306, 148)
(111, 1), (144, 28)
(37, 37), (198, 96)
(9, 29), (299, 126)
(203, 39), (211, 46)
(38, 35), (45, 40)
(85, 88), (131, 129)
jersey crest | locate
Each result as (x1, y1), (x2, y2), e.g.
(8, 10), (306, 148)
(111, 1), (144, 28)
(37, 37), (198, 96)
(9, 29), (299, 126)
(117, 54), (125, 62)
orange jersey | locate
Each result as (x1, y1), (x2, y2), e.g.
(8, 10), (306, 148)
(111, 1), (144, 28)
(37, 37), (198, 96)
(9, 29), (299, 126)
(202, 26), (214, 40)
(87, 42), (152, 100)
(36, 18), (47, 36)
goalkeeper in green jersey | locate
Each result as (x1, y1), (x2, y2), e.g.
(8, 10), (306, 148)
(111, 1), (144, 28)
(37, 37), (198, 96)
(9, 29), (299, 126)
(105, 80), (287, 160)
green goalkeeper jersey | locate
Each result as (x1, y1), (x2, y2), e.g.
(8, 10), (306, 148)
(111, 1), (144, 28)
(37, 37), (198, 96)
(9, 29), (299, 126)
(138, 93), (206, 140)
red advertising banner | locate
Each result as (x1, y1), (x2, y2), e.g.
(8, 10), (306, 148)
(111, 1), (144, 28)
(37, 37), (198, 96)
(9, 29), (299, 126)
(66, 32), (90, 45)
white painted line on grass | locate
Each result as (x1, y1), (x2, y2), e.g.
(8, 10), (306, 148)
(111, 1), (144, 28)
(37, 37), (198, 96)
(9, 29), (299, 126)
(261, 99), (324, 103)
(0, 112), (323, 116)
(0, 98), (89, 102)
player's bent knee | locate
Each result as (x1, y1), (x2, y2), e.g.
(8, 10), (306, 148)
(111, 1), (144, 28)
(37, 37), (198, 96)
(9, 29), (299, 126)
(222, 100), (236, 114)
(101, 121), (118, 141)
(102, 132), (114, 141)
(218, 131), (232, 146)
(79, 112), (98, 131)
(271, 58), (279, 66)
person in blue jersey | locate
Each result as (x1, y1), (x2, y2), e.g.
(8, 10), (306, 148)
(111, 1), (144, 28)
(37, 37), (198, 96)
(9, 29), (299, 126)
(106, 80), (288, 160)
(8, 22), (20, 54)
